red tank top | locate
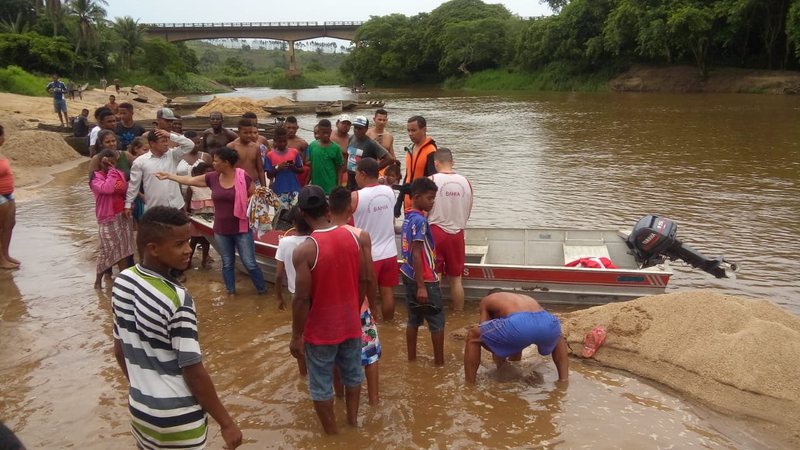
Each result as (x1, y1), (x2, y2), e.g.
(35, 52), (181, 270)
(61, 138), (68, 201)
(305, 226), (362, 345)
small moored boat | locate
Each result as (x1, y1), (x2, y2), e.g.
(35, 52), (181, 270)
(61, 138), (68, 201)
(190, 215), (736, 306)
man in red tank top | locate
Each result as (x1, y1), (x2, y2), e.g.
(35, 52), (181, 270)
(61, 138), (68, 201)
(290, 185), (370, 434)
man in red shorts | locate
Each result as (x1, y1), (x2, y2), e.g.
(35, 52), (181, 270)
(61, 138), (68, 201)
(427, 148), (473, 311)
(353, 157), (399, 321)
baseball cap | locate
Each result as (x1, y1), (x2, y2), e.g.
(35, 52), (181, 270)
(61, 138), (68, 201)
(352, 116), (369, 128)
(338, 114), (352, 124)
(156, 107), (177, 120)
(297, 185), (327, 210)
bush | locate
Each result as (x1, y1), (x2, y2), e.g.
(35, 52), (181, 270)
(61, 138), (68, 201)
(0, 65), (52, 96)
(445, 63), (622, 92)
(0, 32), (74, 75)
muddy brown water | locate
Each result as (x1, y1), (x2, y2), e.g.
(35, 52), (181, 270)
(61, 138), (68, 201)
(2, 89), (798, 448)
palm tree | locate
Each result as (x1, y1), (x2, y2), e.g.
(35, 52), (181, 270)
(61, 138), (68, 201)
(65, 0), (107, 54)
(0, 13), (30, 33)
(112, 16), (144, 71)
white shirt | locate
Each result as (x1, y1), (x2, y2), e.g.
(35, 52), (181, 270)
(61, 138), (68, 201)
(88, 126), (100, 146)
(276, 235), (308, 293)
(125, 133), (194, 210)
(427, 172), (473, 234)
(353, 184), (397, 261)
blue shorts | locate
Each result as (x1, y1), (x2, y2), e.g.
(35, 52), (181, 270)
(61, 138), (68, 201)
(304, 338), (363, 401)
(402, 274), (445, 332)
(480, 311), (562, 358)
(54, 98), (67, 113)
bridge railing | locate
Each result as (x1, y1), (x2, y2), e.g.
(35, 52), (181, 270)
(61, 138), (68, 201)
(145, 21), (363, 28)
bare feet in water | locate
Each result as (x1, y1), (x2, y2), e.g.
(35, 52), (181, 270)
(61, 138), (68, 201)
(0, 258), (19, 269)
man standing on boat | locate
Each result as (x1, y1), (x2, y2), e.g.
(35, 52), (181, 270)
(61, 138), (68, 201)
(396, 115), (437, 216)
(464, 291), (569, 384)
(428, 148), (472, 311)
(201, 112), (238, 154)
(353, 157), (398, 321)
(366, 109), (395, 160)
(346, 116), (392, 190)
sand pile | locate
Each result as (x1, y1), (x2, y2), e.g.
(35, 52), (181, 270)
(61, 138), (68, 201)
(562, 290), (800, 443)
(1, 129), (85, 188)
(195, 96), (293, 117)
(130, 85), (167, 105)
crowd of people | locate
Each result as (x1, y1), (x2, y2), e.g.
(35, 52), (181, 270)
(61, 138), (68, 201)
(0, 92), (570, 448)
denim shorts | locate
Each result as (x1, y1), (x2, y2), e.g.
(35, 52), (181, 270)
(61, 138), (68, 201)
(402, 274), (445, 332)
(305, 338), (363, 401)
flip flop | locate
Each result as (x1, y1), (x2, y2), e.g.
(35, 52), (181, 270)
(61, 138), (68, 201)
(582, 325), (607, 358)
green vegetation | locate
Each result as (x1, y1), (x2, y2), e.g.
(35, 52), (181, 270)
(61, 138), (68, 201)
(185, 40), (347, 88)
(343, 0), (800, 90)
(0, 65), (53, 96)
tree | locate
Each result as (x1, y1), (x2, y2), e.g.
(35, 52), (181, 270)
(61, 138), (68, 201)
(0, 32), (75, 74)
(111, 16), (143, 71)
(788, 0), (800, 60)
(65, 0), (108, 55)
(439, 18), (509, 75)
(667, 3), (717, 78)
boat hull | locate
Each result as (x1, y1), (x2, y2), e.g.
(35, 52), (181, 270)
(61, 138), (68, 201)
(191, 217), (671, 306)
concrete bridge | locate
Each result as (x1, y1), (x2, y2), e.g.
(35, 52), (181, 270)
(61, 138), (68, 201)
(143, 22), (363, 75)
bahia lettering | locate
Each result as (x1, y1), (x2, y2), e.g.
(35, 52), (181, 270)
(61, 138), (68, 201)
(445, 191), (462, 197)
(372, 204), (389, 213)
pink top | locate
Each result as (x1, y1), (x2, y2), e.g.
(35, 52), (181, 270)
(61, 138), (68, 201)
(90, 168), (127, 223)
(0, 159), (13, 195)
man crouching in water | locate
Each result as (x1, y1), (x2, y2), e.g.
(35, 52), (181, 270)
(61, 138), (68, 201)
(464, 291), (569, 384)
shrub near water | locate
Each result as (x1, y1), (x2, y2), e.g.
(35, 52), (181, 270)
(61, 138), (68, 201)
(445, 64), (620, 92)
(0, 66), (53, 97)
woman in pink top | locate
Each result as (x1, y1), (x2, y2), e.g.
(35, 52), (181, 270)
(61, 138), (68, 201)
(90, 149), (135, 288)
(0, 124), (19, 269)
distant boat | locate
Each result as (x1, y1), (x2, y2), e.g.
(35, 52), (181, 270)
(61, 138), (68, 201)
(315, 100), (342, 116)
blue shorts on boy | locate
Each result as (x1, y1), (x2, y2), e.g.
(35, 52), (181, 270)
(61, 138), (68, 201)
(305, 338), (364, 401)
(479, 311), (562, 358)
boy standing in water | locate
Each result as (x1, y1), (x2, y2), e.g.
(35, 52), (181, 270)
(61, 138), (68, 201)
(400, 178), (445, 366)
(227, 118), (266, 187)
(111, 206), (242, 450)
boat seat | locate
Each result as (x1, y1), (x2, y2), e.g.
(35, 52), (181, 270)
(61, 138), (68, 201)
(465, 245), (489, 264)
(563, 244), (610, 265)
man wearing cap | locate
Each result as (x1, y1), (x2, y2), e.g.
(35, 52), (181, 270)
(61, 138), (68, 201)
(345, 116), (391, 191)
(290, 185), (370, 434)
(332, 115), (352, 186)
(156, 107), (179, 132)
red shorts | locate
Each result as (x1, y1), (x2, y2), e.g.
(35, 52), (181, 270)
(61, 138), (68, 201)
(373, 257), (399, 287)
(431, 225), (465, 277)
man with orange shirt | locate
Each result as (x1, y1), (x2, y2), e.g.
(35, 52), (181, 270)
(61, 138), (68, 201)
(395, 115), (437, 217)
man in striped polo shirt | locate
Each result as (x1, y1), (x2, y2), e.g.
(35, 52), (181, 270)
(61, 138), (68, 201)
(112, 207), (242, 450)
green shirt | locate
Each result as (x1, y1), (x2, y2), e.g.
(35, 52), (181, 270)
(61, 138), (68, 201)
(308, 140), (343, 194)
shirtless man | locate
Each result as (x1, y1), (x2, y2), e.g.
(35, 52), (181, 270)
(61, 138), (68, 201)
(464, 291), (569, 385)
(105, 95), (120, 116)
(242, 112), (271, 148)
(227, 118), (267, 187)
(366, 109), (395, 160)
(201, 111), (238, 154)
(332, 115), (352, 185)
(285, 116), (308, 157)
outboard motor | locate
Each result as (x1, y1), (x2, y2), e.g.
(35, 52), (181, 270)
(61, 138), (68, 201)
(626, 215), (739, 279)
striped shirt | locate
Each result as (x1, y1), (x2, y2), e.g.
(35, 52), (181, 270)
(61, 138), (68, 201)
(400, 210), (439, 283)
(112, 265), (207, 450)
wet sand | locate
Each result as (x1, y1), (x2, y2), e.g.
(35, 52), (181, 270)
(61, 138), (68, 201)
(0, 163), (793, 449)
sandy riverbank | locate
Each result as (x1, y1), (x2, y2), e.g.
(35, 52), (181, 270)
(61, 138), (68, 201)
(610, 64), (800, 94)
(0, 86), (168, 196)
(561, 291), (800, 446)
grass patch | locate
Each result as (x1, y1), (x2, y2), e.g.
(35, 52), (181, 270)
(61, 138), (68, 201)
(445, 63), (623, 92)
(0, 65), (57, 96)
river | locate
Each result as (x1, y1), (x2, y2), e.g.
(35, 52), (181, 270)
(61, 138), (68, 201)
(0, 87), (798, 448)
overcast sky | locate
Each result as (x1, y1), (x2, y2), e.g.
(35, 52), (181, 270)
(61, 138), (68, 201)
(105, 0), (553, 24)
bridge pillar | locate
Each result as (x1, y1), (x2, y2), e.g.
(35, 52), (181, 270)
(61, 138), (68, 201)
(287, 40), (300, 78)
